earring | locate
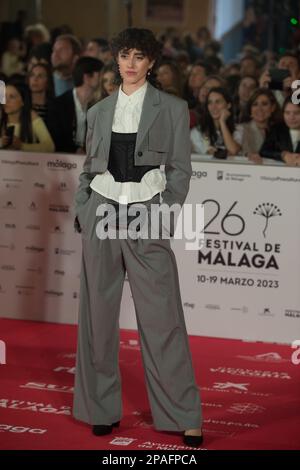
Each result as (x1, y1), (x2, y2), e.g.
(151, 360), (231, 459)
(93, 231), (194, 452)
(147, 69), (152, 76)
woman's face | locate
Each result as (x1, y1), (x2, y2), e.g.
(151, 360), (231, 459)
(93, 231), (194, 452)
(284, 102), (300, 130)
(240, 59), (257, 77)
(4, 85), (23, 115)
(156, 64), (174, 88)
(102, 71), (117, 95)
(29, 31), (44, 47)
(28, 65), (48, 93)
(251, 94), (274, 124)
(239, 77), (257, 102)
(85, 41), (101, 59)
(198, 79), (222, 104)
(188, 65), (206, 90)
(207, 91), (230, 120)
(117, 48), (154, 86)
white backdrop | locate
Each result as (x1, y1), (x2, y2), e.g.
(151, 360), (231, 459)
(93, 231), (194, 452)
(1, 150), (299, 343)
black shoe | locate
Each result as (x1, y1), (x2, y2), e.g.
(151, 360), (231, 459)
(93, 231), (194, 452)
(92, 421), (120, 436)
(183, 432), (204, 448)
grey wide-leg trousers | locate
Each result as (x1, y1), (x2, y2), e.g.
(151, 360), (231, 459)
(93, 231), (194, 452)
(72, 190), (202, 431)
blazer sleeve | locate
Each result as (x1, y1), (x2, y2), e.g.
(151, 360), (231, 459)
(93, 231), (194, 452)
(74, 105), (98, 221)
(161, 100), (192, 208)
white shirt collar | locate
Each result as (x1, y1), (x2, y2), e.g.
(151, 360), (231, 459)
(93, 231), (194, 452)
(73, 88), (86, 114)
(289, 128), (300, 150)
(118, 80), (148, 107)
(289, 128), (300, 136)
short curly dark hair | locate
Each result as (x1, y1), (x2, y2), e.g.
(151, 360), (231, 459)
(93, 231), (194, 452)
(110, 28), (162, 63)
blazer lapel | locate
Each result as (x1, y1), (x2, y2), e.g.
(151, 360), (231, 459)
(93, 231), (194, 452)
(135, 82), (161, 153)
(95, 90), (118, 161)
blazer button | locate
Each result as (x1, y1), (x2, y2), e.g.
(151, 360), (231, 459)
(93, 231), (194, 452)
(137, 151), (143, 157)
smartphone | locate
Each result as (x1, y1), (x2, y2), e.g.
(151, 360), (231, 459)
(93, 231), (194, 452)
(269, 68), (290, 91)
(3, 125), (14, 148)
(214, 148), (228, 160)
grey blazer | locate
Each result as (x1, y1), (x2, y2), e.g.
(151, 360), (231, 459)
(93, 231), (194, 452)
(74, 81), (192, 216)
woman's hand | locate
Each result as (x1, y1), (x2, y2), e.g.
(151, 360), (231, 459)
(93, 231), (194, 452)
(76, 147), (85, 155)
(207, 146), (217, 155)
(282, 151), (300, 166)
(10, 136), (22, 150)
(283, 75), (295, 92)
(1, 135), (21, 149)
(248, 153), (263, 164)
(1, 135), (10, 148)
(219, 108), (231, 124)
(259, 70), (271, 88)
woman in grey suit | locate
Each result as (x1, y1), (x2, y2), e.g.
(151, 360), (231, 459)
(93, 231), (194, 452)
(72, 28), (203, 447)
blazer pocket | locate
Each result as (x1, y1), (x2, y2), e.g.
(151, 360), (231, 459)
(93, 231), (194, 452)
(90, 155), (105, 172)
(147, 130), (169, 165)
(89, 135), (103, 157)
(89, 135), (105, 171)
(142, 149), (168, 165)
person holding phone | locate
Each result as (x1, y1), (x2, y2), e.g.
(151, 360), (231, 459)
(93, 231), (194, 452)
(259, 52), (300, 106)
(2, 125), (14, 148)
(0, 80), (55, 152)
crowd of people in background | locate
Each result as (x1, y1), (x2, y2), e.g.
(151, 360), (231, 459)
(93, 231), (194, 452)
(1, 17), (300, 166)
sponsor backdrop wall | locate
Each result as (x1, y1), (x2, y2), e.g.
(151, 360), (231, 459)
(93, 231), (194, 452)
(0, 151), (299, 343)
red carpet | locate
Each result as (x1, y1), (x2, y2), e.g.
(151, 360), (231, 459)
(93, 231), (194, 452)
(0, 318), (299, 450)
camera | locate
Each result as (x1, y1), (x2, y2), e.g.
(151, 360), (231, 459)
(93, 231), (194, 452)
(269, 68), (290, 91)
(214, 147), (228, 159)
(2, 126), (14, 148)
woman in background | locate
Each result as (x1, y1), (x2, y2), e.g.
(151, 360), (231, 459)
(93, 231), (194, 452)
(260, 96), (300, 166)
(191, 86), (242, 157)
(195, 75), (226, 118)
(28, 62), (55, 126)
(0, 80), (55, 152)
(99, 64), (118, 100)
(240, 88), (281, 163)
(156, 59), (183, 97)
(234, 75), (258, 123)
